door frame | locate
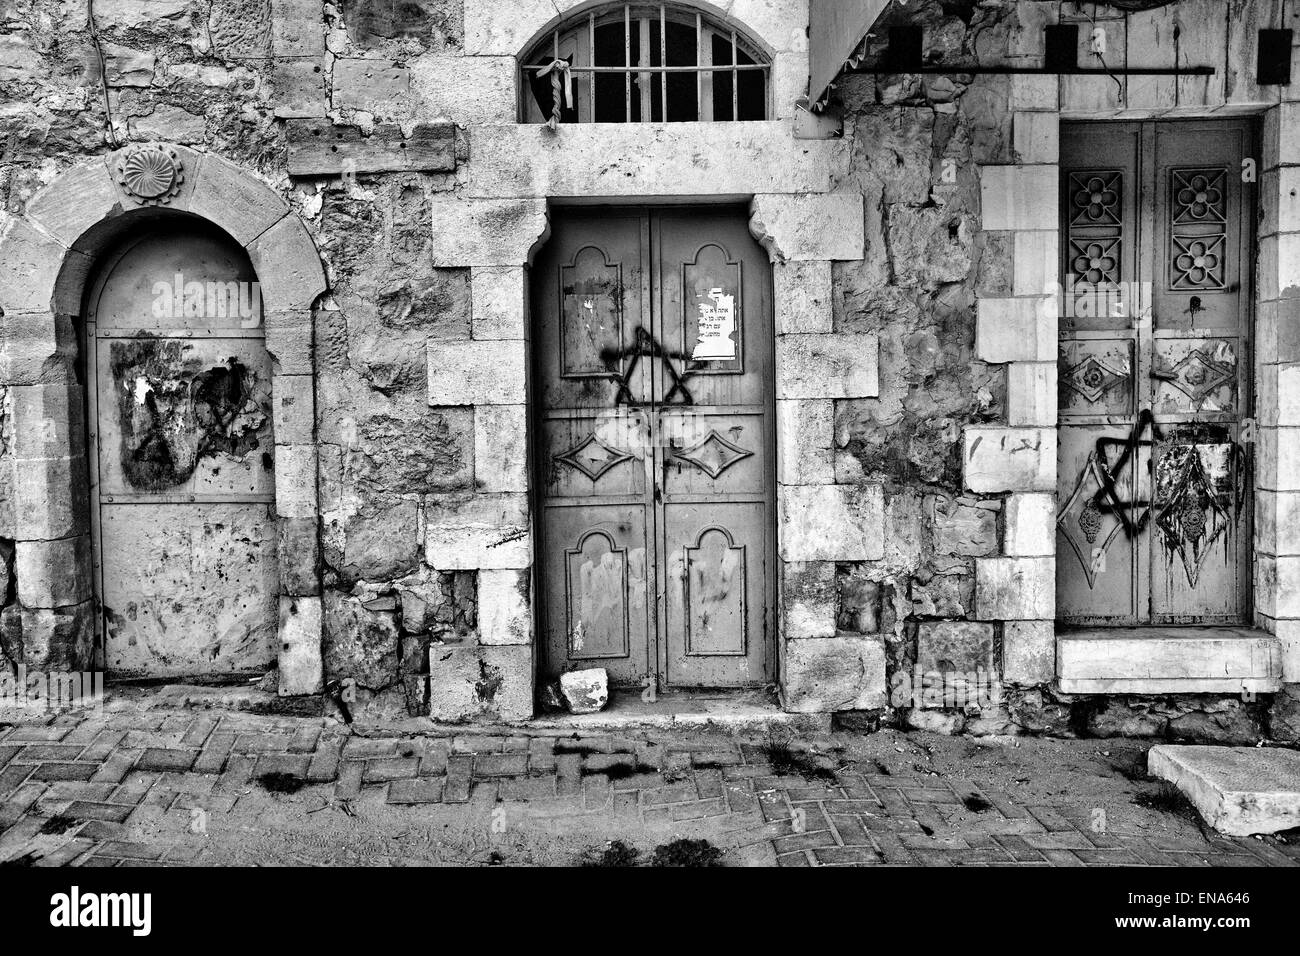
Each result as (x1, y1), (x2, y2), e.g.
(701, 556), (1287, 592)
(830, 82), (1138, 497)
(1055, 116), (1258, 628)
(81, 220), (282, 678)
(529, 199), (778, 693)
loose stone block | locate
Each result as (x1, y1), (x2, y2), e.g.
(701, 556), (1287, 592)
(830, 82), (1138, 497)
(781, 561), (836, 639)
(777, 333), (879, 399)
(560, 668), (608, 714)
(1004, 492), (1056, 556)
(963, 427), (1056, 493)
(980, 165), (1058, 230)
(782, 633), (887, 713)
(975, 297), (1056, 363)
(749, 193), (865, 262)
(777, 399), (833, 485)
(424, 494), (531, 570)
(428, 339), (526, 406)
(471, 266), (526, 340)
(16, 537), (91, 609)
(779, 485), (885, 562)
(774, 260), (833, 334)
(428, 643), (533, 721)
(1002, 620), (1055, 685)
(475, 404), (527, 493)
(975, 556), (1055, 621)
(428, 198), (549, 267)
(478, 569), (531, 645)
(1148, 745), (1300, 836)
(278, 596), (323, 696)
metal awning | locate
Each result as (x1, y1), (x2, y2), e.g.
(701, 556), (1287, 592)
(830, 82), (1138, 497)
(808, 0), (892, 110)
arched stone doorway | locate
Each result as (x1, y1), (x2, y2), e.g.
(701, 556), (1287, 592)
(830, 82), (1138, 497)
(0, 143), (327, 694)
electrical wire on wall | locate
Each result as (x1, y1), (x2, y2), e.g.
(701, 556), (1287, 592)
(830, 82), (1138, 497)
(87, 0), (120, 147)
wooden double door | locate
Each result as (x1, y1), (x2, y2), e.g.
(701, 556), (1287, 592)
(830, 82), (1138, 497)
(533, 206), (774, 690)
(1057, 119), (1254, 625)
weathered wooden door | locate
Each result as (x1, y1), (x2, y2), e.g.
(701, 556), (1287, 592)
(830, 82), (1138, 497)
(534, 206), (774, 690)
(1057, 119), (1253, 625)
(86, 220), (279, 676)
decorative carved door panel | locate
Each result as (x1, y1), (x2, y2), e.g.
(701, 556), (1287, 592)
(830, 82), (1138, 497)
(86, 220), (278, 676)
(534, 207), (774, 690)
(1057, 120), (1253, 625)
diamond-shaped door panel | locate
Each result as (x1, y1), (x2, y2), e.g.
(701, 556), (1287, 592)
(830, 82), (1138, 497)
(1151, 339), (1237, 415)
(671, 429), (753, 479)
(1059, 340), (1133, 416)
(554, 434), (633, 481)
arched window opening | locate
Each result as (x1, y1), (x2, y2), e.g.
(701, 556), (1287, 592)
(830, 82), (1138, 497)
(521, 3), (770, 124)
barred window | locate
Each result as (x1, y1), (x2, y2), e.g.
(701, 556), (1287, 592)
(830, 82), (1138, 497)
(520, 3), (770, 124)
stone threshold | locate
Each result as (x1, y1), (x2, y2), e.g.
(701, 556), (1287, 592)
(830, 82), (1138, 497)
(527, 688), (831, 733)
(80, 683), (830, 736)
(1057, 625), (1283, 695)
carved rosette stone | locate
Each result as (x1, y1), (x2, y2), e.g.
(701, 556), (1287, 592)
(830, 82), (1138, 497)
(114, 143), (184, 206)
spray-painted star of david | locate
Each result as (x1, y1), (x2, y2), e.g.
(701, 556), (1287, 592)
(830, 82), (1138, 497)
(599, 325), (696, 406)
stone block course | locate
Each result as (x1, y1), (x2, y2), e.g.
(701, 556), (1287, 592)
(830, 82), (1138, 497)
(975, 557), (1055, 621)
(779, 485), (885, 562)
(782, 634), (887, 713)
(963, 427), (1056, 493)
(777, 333), (879, 399)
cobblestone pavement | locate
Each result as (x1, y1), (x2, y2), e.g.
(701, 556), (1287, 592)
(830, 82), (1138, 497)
(1, 696), (1297, 867)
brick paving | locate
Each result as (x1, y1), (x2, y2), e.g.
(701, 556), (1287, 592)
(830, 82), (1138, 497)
(0, 699), (1297, 867)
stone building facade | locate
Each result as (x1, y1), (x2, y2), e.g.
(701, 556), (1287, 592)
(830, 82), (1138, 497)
(0, 0), (1298, 741)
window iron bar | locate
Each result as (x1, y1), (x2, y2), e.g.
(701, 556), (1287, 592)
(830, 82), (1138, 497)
(532, 1), (767, 124)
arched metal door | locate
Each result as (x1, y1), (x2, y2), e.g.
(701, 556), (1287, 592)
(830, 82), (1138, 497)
(85, 219), (279, 676)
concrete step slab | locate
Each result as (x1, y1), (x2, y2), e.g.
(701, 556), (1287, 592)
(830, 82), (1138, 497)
(1148, 744), (1300, 836)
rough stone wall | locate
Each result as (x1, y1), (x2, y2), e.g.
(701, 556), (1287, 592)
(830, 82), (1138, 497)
(818, 0), (1300, 743)
(818, 1), (1010, 735)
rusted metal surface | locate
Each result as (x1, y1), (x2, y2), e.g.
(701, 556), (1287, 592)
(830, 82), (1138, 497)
(534, 207), (773, 689)
(1057, 120), (1252, 626)
(87, 222), (278, 676)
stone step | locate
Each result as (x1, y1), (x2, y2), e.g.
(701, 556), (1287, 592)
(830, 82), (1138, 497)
(1057, 627), (1282, 694)
(1148, 744), (1300, 836)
